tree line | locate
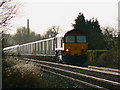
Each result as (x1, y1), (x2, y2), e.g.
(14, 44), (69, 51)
(3, 25), (61, 47)
(3, 12), (119, 51)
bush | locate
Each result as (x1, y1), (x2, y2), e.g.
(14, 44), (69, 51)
(3, 69), (56, 88)
(86, 50), (120, 69)
(97, 52), (113, 65)
(2, 56), (57, 88)
(96, 51), (120, 68)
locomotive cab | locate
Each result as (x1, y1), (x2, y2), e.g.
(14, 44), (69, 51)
(55, 29), (88, 65)
(64, 30), (88, 55)
(63, 30), (88, 65)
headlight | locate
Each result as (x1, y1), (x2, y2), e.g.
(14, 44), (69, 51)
(66, 49), (69, 52)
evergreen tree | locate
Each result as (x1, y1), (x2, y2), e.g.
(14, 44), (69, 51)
(72, 12), (106, 50)
(88, 19), (106, 49)
(72, 13), (87, 33)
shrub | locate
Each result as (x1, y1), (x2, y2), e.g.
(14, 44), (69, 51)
(3, 69), (56, 88)
(96, 51), (120, 68)
(2, 56), (56, 88)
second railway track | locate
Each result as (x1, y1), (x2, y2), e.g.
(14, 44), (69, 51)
(18, 57), (120, 89)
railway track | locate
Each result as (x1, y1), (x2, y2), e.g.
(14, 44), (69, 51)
(88, 65), (120, 73)
(18, 57), (120, 89)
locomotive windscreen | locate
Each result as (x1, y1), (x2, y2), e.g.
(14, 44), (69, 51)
(65, 35), (86, 43)
(65, 36), (75, 43)
(77, 36), (86, 43)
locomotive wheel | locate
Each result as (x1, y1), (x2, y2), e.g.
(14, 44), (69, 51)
(63, 54), (88, 66)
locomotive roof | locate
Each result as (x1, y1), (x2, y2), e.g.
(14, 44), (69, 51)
(65, 29), (87, 36)
(56, 29), (86, 38)
(55, 30), (71, 38)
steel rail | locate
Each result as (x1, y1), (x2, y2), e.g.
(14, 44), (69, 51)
(40, 67), (107, 89)
(24, 58), (120, 76)
(88, 65), (120, 72)
(18, 57), (120, 89)
(36, 63), (120, 86)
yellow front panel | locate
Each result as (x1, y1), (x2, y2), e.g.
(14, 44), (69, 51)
(64, 43), (88, 55)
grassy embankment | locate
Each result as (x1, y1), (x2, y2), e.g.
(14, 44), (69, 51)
(2, 56), (57, 88)
(85, 49), (120, 69)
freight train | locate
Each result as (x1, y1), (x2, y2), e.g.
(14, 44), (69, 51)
(4, 29), (88, 65)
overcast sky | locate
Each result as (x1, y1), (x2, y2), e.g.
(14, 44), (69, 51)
(9, 0), (119, 35)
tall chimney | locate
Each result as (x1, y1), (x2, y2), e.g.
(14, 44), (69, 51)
(27, 19), (29, 35)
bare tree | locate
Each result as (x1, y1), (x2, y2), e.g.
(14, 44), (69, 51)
(0, 0), (19, 34)
(44, 25), (62, 38)
(12, 26), (42, 45)
(0, 0), (20, 50)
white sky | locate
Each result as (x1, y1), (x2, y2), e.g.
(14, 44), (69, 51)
(9, 0), (119, 35)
